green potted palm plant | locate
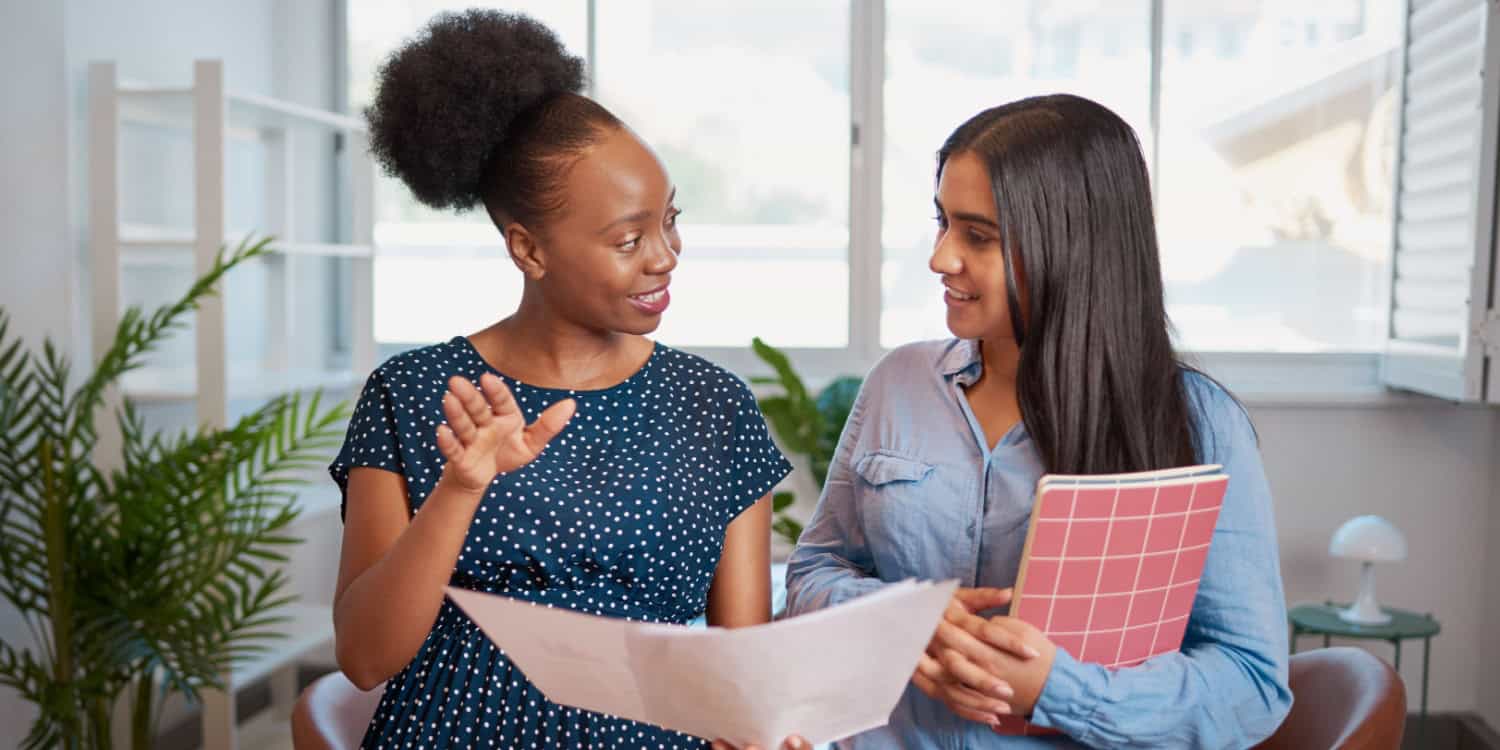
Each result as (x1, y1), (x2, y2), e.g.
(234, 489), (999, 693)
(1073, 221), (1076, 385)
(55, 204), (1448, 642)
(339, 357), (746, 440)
(0, 237), (348, 750)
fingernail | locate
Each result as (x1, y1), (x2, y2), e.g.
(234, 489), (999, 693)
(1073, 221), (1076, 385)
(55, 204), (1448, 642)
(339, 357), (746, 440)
(788, 739), (806, 750)
(1025, 646), (1041, 659)
(996, 703), (1013, 715)
(992, 682), (1014, 698)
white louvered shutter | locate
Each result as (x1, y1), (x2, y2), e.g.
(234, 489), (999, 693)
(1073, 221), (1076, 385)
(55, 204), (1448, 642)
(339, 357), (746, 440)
(1382, 0), (1500, 401)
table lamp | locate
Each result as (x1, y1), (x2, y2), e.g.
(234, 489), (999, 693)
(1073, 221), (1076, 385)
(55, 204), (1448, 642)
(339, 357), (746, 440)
(1329, 515), (1407, 625)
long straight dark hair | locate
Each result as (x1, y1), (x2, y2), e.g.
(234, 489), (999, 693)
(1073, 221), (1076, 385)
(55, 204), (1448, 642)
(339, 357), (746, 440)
(938, 94), (1212, 474)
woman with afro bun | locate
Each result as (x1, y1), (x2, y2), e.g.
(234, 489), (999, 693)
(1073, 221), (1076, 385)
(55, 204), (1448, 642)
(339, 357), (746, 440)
(315, 10), (804, 750)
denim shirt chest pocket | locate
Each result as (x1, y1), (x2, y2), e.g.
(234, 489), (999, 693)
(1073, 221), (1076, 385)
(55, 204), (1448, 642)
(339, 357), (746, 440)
(852, 449), (975, 581)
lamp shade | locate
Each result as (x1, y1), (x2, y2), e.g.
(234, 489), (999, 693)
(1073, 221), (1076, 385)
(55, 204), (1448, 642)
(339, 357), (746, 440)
(1329, 515), (1407, 562)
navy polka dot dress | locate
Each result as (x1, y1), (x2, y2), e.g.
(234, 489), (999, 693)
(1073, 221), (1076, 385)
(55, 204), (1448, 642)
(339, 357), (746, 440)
(329, 336), (791, 749)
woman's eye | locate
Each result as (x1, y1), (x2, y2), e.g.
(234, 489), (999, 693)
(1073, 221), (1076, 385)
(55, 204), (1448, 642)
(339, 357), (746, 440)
(620, 237), (641, 250)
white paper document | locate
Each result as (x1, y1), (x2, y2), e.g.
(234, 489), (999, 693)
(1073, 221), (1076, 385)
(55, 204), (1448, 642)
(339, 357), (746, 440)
(444, 579), (958, 747)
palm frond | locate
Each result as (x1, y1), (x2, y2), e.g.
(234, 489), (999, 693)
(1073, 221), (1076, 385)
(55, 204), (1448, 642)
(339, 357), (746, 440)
(0, 236), (354, 748)
(97, 388), (346, 702)
(68, 238), (271, 446)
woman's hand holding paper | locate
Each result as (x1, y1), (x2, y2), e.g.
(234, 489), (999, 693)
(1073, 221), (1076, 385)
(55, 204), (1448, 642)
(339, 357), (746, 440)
(911, 587), (1057, 728)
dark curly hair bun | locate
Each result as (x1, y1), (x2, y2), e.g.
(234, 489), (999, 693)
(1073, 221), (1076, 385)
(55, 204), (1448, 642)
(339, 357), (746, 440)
(365, 9), (587, 211)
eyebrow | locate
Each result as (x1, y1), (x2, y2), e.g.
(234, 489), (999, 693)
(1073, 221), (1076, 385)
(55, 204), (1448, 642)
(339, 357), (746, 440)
(598, 187), (678, 235)
(934, 198), (999, 230)
(598, 210), (651, 235)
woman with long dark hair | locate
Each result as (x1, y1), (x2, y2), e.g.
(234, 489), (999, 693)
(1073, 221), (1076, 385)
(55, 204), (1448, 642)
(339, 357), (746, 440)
(323, 11), (802, 749)
(784, 95), (1292, 747)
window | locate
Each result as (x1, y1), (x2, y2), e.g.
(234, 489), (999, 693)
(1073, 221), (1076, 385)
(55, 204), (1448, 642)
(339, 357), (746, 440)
(593, 0), (850, 348)
(344, 1), (1439, 391)
(346, 0), (586, 350)
(1157, 1), (1401, 352)
(880, 0), (1152, 347)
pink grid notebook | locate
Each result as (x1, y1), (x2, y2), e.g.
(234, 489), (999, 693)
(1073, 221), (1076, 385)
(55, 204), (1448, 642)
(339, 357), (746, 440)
(995, 465), (1229, 736)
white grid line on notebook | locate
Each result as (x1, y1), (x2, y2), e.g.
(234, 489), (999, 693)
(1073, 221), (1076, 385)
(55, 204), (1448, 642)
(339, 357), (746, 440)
(1150, 480), (1200, 656)
(1044, 611), (1192, 640)
(1022, 577), (1202, 601)
(1079, 482), (1125, 659)
(1026, 541), (1212, 564)
(1040, 484), (1078, 635)
(1113, 481), (1162, 666)
(1032, 506), (1219, 525)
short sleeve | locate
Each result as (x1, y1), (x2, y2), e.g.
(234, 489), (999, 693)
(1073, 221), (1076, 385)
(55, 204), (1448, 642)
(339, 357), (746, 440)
(328, 369), (406, 519)
(720, 385), (793, 521)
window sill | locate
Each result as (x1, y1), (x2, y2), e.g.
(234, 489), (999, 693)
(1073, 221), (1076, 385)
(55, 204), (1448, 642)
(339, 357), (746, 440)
(1230, 388), (1449, 409)
(694, 346), (1468, 410)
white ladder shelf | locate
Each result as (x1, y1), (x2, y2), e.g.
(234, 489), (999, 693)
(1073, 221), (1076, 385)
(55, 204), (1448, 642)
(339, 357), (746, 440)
(88, 59), (374, 750)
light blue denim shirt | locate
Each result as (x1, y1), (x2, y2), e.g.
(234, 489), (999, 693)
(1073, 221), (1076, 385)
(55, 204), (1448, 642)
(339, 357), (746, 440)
(784, 339), (1292, 749)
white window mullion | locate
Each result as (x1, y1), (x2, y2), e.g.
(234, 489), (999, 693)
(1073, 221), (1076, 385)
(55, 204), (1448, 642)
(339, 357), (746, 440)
(585, 0), (597, 97)
(849, 0), (884, 365)
(1147, 0), (1164, 205)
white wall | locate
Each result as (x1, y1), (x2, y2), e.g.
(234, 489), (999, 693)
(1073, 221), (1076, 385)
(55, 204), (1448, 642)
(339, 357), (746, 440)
(0, 1), (71, 741)
(1252, 401), (1497, 716)
(1, 2), (73, 354)
(1481, 415), (1500, 729)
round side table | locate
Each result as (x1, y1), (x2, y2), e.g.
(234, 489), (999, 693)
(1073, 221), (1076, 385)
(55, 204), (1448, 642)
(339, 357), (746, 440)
(1287, 601), (1440, 740)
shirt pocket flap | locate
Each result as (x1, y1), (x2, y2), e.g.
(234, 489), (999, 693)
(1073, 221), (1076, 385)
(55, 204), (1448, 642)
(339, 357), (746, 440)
(853, 450), (934, 486)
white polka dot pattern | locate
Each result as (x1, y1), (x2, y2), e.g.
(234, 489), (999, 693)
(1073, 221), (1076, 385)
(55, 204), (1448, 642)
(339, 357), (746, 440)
(328, 337), (791, 748)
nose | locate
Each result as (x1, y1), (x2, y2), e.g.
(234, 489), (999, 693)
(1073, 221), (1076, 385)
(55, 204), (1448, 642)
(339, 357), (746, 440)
(929, 229), (961, 276)
(645, 230), (678, 275)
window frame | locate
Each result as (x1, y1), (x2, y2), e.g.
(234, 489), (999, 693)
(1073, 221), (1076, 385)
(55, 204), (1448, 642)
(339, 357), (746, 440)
(338, 0), (1434, 403)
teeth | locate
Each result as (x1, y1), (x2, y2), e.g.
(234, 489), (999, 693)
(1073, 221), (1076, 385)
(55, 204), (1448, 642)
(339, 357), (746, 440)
(633, 290), (665, 303)
(945, 285), (978, 301)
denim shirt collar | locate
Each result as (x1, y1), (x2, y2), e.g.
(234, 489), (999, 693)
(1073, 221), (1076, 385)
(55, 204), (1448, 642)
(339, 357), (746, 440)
(938, 338), (984, 387)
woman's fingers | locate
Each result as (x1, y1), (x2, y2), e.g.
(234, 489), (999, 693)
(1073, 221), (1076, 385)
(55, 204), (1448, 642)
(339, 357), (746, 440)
(932, 651), (1014, 714)
(913, 667), (1011, 726)
(523, 398), (576, 455)
(915, 652), (945, 681)
(435, 423), (463, 462)
(479, 372), (518, 420)
(450, 375), (494, 427)
(935, 647), (1014, 701)
(934, 621), (1001, 673)
(442, 390), (476, 444)
(944, 606), (1038, 662)
(954, 587), (1013, 613)
(916, 654), (1013, 717)
(974, 618), (1041, 660)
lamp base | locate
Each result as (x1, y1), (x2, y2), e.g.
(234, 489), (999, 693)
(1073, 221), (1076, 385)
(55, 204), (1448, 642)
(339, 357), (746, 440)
(1338, 603), (1392, 626)
(1337, 561), (1391, 626)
